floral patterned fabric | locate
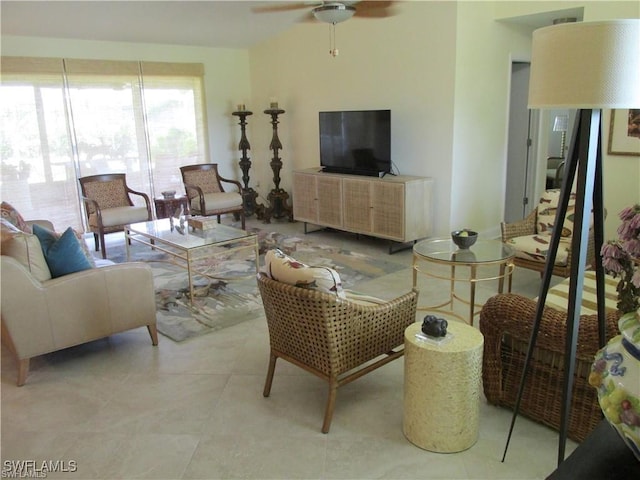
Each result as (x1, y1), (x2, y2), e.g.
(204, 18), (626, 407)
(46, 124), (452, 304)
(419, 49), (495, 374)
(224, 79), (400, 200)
(1, 218), (52, 281)
(1, 201), (30, 232)
(82, 179), (130, 212)
(182, 169), (222, 196)
(263, 248), (346, 298)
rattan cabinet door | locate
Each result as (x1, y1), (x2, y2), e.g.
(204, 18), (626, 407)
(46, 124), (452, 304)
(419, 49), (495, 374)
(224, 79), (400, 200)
(293, 172), (343, 229)
(316, 175), (343, 228)
(343, 177), (373, 233)
(371, 182), (405, 240)
(292, 172), (318, 222)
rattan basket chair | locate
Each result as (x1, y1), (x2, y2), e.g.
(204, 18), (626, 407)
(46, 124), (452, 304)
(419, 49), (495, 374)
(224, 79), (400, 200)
(257, 272), (418, 433)
(479, 292), (619, 442)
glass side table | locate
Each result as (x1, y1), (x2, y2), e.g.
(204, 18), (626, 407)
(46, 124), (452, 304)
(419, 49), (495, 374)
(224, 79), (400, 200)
(412, 238), (515, 325)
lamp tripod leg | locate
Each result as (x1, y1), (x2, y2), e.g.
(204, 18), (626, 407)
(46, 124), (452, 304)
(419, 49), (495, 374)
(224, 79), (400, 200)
(502, 109), (606, 466)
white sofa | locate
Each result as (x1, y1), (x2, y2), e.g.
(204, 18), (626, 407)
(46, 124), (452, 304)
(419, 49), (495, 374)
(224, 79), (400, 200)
(1, 218), (158, 386)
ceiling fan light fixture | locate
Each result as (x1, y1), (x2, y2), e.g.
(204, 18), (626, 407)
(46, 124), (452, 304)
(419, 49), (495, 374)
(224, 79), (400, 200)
(313, 3), (356, 24)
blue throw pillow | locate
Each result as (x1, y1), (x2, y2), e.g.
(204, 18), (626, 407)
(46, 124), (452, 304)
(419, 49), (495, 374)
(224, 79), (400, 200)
(32, 224), (93, 278)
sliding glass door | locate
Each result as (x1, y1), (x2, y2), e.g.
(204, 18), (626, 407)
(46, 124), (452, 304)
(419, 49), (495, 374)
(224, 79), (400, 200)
(0, 57), (208, 231)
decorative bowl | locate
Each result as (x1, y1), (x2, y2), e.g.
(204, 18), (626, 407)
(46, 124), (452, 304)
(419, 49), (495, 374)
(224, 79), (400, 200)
(161, 190), (176, 199)
(451, 229), (478, 249)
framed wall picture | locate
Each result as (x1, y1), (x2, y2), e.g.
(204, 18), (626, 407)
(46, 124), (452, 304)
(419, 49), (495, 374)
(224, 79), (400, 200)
(608, 109), (640, 156)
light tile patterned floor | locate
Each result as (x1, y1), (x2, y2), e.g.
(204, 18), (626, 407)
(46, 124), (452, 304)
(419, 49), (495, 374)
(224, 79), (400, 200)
(1, 217), (575, 479)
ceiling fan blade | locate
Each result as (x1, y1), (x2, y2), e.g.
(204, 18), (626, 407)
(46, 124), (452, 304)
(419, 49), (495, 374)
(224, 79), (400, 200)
(353, 1), (398, 18)
(301, 11), (318, 23)
(251, 3), (315, 14)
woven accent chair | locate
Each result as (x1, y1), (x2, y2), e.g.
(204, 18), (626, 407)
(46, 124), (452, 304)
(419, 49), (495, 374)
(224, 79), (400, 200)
(257, 272), (418, 433)
(501, 189), (597, 278)
(79, 173), (152, 259)
(180, 163), (245, 229)
(479, 293), (619, 442)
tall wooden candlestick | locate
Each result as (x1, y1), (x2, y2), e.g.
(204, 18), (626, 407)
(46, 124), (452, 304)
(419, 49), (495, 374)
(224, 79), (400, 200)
(256, 107), (293, 223)
(232, 109), (258, 216)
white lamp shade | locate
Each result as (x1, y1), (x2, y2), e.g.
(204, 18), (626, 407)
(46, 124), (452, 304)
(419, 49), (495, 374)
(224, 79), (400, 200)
(553, 115), (569, 132)
(528, 20), (640, 109)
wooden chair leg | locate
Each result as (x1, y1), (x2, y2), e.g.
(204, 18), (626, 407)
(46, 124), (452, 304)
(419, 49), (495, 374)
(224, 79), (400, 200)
(16, 358), (29, 387)
(93, 233), (99, 251)
(263, 353), (277, 397)
(322, 382), (338, 434)
(240, 210), (246, 230)
(99, 232), (107, 259)
(217, 215), (221, 224)
(147, 324), (159, 346)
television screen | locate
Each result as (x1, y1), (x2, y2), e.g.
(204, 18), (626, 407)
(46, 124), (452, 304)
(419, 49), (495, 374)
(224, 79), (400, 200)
(319, 110), (391, 177)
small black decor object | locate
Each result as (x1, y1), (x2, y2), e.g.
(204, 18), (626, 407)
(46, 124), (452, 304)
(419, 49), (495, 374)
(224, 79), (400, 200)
(421, 314), (448, 338)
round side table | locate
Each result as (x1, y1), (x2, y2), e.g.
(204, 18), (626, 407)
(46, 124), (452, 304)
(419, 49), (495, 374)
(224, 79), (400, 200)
(412, 238), (515, 326)
(403, 321), (484, 453)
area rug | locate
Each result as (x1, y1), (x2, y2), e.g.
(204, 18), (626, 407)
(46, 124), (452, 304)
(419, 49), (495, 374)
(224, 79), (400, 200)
(103, 228), (406, 342)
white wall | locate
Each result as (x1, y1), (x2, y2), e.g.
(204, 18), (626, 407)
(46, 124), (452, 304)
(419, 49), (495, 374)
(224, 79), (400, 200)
(248, 1), (458, 233)
(247, 1), (638, 239)
(451, 2), (533, 235)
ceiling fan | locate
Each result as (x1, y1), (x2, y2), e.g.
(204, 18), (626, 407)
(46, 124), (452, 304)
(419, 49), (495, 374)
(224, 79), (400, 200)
(252, 1), (398, 25)
(253, 2), (397, 56)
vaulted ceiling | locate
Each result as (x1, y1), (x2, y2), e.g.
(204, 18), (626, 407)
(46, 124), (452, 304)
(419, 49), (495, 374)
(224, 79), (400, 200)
(1, 1), (306, 49)
(1, 1), (582, 50)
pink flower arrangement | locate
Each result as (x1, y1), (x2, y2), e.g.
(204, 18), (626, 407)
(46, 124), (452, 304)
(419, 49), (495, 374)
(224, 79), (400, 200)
(601, 204), (640, 314)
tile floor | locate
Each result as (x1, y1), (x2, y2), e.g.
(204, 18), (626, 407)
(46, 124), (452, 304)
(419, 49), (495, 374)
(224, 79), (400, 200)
(1, 217), (576, 479)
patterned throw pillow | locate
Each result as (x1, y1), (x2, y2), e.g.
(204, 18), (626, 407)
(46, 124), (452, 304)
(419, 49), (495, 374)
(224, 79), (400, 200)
(0, 217), (21, 241)
(32, 224), (93, 278)
(263, 248), (345, 298)
(1, 219), (52, 281)
(0, 201), (30, 232)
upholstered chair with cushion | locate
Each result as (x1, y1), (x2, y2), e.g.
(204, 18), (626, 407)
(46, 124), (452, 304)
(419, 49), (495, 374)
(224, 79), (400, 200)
(0, 203), (158, 386)
(257, 249), (418, 433)
(501, 189), (597, 278)
(79, 173), (152, 259)
(180, 163), (245, 229)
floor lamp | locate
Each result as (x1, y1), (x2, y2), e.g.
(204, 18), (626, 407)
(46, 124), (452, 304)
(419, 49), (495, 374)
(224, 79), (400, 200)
(502, 20), (640, 466)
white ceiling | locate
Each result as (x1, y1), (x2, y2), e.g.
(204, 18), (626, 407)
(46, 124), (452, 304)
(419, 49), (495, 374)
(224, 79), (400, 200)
(1, 1), (584, 49)
(1, 1), (312, 49)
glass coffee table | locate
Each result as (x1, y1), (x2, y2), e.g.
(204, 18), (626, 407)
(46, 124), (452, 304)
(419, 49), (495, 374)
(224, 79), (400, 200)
(124, 218), (259, 304)
(412, 238), (515, 325)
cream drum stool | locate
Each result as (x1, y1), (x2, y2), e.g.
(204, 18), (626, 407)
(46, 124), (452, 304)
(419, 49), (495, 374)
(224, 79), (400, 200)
(403, 321), (484, 452)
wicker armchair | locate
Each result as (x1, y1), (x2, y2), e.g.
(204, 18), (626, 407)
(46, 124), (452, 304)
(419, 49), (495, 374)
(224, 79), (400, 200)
(501, 189), (597, 278)
(479, 293), (619, 442)
(257, 272), (418, 433)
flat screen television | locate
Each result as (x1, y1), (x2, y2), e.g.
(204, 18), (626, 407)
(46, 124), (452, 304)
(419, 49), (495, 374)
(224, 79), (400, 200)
(319, 109), (391, 177)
